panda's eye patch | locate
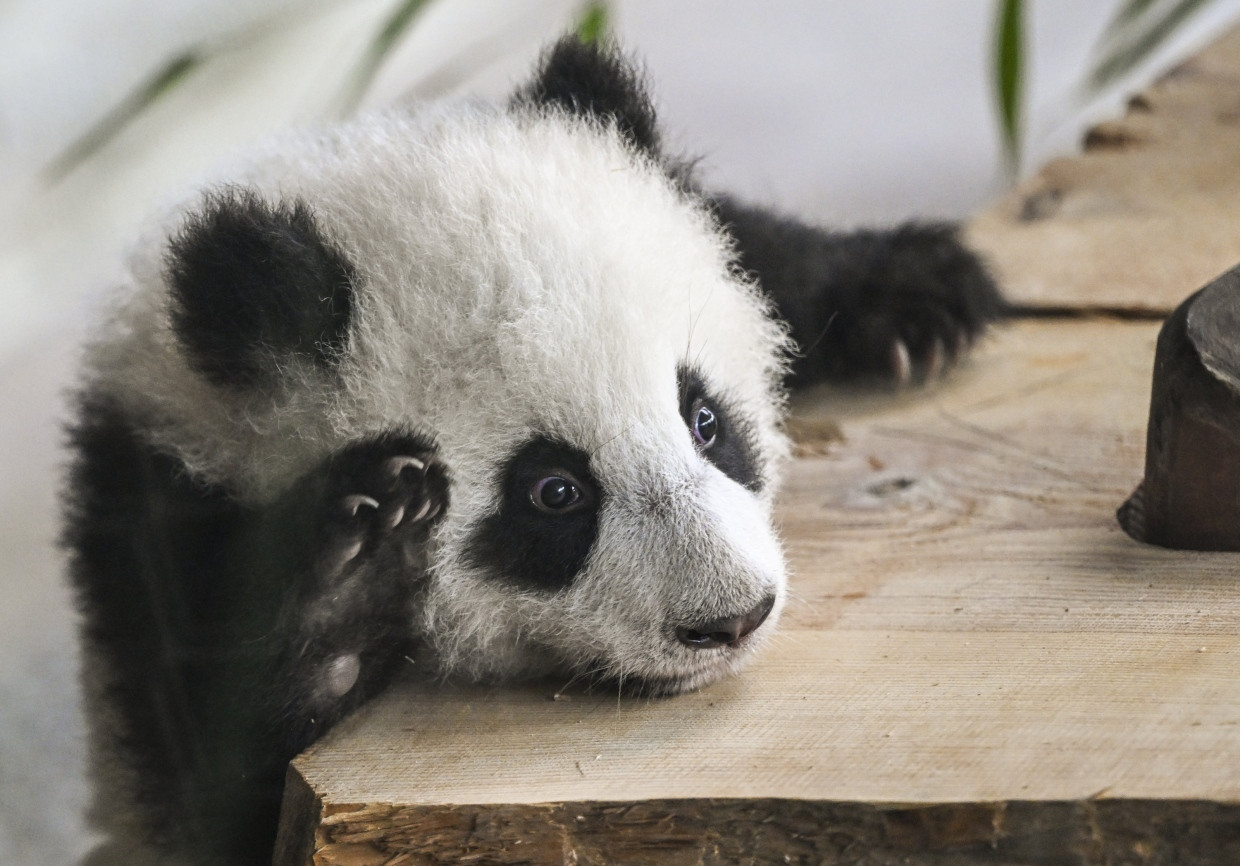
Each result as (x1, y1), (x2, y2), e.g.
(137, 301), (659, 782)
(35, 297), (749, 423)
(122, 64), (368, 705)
(530, 473), (587, 512)
(466, 435), (602, 591)
(677, 365), (763, 492)
(690, 400), (718, 449)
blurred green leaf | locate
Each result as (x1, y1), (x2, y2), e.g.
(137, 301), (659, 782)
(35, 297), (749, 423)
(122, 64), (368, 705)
(1109, 0), (1164, 28)
(1090, 0), (1213, 90)
(46, 52), (201, 181)
(995, 0), (1024, 170)
(45, 0), (439, 179)
(576, 1), (610, 44)
(337, 0), (436, 115)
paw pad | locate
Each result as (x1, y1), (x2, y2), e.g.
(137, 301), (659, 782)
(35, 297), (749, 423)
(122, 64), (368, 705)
(323, 653), (361, 697)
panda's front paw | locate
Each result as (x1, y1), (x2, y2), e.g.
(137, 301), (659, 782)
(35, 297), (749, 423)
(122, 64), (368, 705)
(319, 433), (449, 580)
(238, 432), (451, 753)
(816, 223), (1004, 387)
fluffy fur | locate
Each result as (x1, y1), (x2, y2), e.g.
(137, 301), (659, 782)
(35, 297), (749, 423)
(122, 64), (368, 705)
(65, 37), (1001, 865)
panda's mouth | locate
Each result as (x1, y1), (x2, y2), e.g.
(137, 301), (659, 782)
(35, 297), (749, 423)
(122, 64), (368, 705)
(577, 640), (762, 698)
(620, 672), (714, 697)
(576, 596), (780, 696)
(615, 659), (746, 697)
(577, 670), (707, 698)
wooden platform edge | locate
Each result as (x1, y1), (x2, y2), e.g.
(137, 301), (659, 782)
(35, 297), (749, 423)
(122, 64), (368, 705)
(279, 795), (1240, 866)
(272, 767), (323, 866)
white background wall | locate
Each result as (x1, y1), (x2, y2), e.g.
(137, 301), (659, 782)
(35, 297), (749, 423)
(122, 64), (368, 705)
(3, 1), (1239, 861)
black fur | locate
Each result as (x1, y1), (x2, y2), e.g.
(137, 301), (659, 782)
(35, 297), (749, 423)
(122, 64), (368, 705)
(65, 394), (249, 857)
(711, 195), (1005, 386)
(166, 188), (355, 389)
(65, 392), (445, 865)
(678, 366), (763, 491)
(466, 435), (602, 591)
(514, 36), (662, 159)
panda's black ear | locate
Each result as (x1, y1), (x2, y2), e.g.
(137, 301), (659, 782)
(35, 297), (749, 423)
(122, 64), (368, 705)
(166, 188), (355, 389)
(513, 35), (661, 159)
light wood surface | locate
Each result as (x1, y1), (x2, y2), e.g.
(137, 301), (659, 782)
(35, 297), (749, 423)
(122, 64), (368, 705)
(968, 26), (1240, 314)
(277, 319), (1240, 864)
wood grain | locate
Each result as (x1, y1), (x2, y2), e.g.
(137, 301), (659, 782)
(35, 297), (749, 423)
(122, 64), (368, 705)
(284, 795), (1240, 865)
(967, 26), (1240, 314)
(278, 319), (1240, 864)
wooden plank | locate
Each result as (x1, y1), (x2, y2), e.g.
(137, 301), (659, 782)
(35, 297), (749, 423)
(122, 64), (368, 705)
(287, 799), (1240, 865)
(966, 25), (1240, 314)
(279, 319), (1240, 864)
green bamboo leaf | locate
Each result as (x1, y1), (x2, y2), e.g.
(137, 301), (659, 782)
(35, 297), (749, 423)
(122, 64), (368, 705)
(994, 0), (1024, 169)
(337, 0), (436, 115)
(1108, 0), (1165, 29)
(576, 1), (610, 44)
(1089, 0), (1212, 91)
(45, 52), (201, 181)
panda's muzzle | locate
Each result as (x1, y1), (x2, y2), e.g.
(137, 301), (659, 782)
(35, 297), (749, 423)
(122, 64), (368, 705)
(675, 593), (775, 650)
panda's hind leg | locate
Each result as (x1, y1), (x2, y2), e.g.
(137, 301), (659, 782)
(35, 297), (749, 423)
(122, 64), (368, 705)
(710, 195), (1005, 388)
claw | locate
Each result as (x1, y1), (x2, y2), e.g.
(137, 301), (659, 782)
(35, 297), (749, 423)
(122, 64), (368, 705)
(407, 496), (433, 524)
(419, 497), (444, 524)
(925, 338), (946, 379)
(383, 504), (406, 529)
(891, 339), (912, 386)
(954, 330), (971, 360)
(385, 455), (425, 479)
(322, 536), (364, 575)
(342, 494), (380, 517)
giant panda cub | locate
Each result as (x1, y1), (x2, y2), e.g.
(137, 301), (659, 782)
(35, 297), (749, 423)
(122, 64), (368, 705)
(65, 36), (1002, 866)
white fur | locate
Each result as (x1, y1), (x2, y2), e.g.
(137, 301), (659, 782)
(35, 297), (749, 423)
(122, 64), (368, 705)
(86, 99), (793, 694)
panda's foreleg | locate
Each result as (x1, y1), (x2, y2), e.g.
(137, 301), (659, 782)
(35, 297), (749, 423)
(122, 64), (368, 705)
(710, 194), (1005, 387)
(69, 403), (446, 864)
(193, 430), (448, 861)
(248, 431), (449, 756)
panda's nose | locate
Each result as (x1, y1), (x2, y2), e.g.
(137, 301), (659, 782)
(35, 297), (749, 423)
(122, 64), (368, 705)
(676, 594), (775, 650)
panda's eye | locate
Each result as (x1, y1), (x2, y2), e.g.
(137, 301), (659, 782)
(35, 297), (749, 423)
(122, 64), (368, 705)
(530, 474), (586, 513)
(690, 399), (718, 449)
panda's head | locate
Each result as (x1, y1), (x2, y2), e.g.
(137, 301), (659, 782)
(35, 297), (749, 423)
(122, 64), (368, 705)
(98, 39), (792, 695)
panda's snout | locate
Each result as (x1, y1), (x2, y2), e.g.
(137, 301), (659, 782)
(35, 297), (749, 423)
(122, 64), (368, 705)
(675, 593), (775, 650)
